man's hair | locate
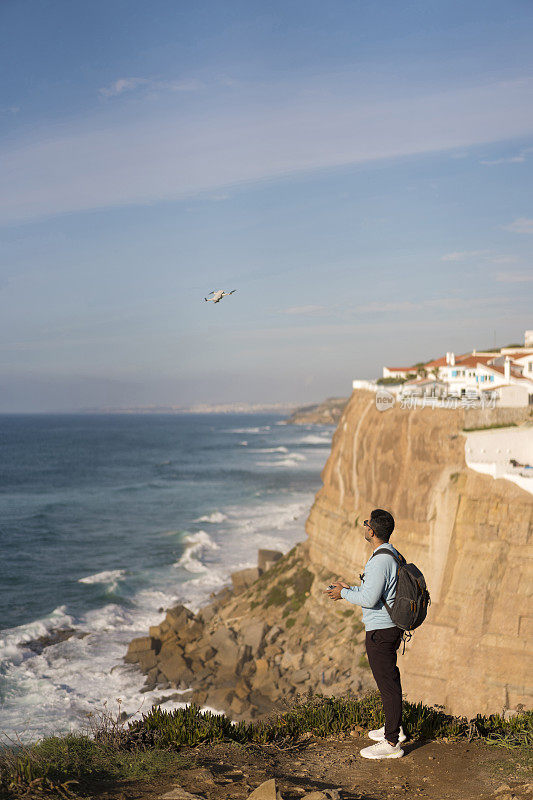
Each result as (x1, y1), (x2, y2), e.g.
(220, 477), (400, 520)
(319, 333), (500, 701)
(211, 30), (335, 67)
(369, 508), (395, 541)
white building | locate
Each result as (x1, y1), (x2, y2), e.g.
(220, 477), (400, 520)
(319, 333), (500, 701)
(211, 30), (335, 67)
(396, 330), (533, 407)
(382, 365), (416, 380)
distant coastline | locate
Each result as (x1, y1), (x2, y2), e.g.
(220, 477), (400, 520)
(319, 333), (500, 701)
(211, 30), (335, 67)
(73, 398), (347, 417)
(285, 396), (349, 425)
(77, 401), (301, 414)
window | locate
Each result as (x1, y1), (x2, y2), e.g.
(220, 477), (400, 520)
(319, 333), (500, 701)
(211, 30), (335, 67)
(451, 370), (457, 377)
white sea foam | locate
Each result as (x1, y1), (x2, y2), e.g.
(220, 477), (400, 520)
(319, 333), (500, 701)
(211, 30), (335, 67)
(239, 441), (248, 446)
(224, 426), (271, 434)
(174, 530), (219, 573)
(78, 570), (126, 591)
(194, 511), (228, 524)
(300, 434), (332, 445)
(251, 446), (289, 453)
(256, 452), (307, 468)
(0, 491), (314, 740)
(0, 416), (328, 740)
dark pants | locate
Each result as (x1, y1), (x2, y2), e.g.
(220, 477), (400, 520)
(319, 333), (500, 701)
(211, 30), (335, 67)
(365, 626), (403, 745)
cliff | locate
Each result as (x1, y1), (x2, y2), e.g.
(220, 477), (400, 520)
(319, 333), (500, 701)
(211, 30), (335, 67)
(305, 391), (533, 717)
(125, 392), (532, 721)
(286, 397), (348, 426)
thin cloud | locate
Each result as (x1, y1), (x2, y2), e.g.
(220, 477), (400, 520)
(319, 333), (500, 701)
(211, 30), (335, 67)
(3, 75), (533, 224)
(502, 217), (533, 234)
(99, 76), (202, 98)
(99, 78), (149, 97)
(356, 297), (506, 313)
(480, 146), (533, 165)
(486, 254), (519, 264)
(441, 250), (489, 262)
(282, 305), (326, 315)
(495, 271), (533, 283)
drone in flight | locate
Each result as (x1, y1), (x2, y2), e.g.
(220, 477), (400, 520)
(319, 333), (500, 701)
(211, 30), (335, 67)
(204, 289), (237, 303)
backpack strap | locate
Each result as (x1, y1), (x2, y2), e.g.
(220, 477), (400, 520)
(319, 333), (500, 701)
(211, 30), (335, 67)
(370, 547), (405, 565)
(370, 548), (405, 619)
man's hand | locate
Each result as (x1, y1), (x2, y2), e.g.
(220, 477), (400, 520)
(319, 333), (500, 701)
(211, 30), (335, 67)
(324, 579), (350, 601)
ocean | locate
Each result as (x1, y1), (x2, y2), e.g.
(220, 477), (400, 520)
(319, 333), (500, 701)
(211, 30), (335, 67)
(0, 413), (333, 740)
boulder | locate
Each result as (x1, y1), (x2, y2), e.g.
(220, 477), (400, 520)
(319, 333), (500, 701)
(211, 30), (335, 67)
(248, 779), (283, 799)
(158, 653), (193, 686)
(166, 604), (195, 632)
(137, 650), (158, 671)
(241, 620), (268, 653)
(159, 787), (202, 799)
(280, 650), (303, 671)
(185, 642), (216, 663)
(205, 686), (235, 713)
(231, 567), (260, 592)
(264, 643), (283, 659)
(230, 694), (247, 715)
(209, 626), (241, 666)
(292, 669), (310, 684)
(265, 625), (283, 645)
(258, 550), (283, 572)
(197, 605), (217, 625)
(124, 636), (156, 664)
(158, 640), (185, 659)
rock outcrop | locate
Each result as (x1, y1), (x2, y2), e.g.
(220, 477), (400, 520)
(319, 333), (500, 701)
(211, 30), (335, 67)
(305, 391), (533, 717)
(126, 392), (532, 720)
(125, 547), (374, 719)
(286, 397), (348, 426)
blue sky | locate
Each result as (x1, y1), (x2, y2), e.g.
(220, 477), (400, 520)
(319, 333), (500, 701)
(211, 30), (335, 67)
(1, 0), (532, 411)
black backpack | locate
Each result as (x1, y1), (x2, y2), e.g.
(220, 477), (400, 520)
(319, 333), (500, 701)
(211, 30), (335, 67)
(371, 547), (431, 634)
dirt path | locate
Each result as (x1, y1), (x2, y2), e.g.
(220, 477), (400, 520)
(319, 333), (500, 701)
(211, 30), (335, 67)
(87, 737), (532, 800)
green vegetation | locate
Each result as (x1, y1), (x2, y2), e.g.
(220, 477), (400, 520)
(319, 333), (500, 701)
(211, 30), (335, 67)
(463, 422), (517, 432)
(0, 736), (186, 798)
(2, 696), (531, 797)
(265, 567), (313, 613)
(358, 654), (369, 669)
(376, 376), (407, 385)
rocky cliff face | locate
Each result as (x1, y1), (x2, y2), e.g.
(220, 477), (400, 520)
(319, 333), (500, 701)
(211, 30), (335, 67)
(125, 393), (532, 720)
(286, 397), (348, 426)
(305, 391), (533, 717)
(125, 545), (376, 720)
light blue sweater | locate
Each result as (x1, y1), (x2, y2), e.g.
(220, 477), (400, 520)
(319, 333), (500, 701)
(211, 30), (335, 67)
(340, 542), (400, 631)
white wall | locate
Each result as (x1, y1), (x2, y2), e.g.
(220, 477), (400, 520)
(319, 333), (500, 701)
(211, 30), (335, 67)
(496, 384), (533, 407)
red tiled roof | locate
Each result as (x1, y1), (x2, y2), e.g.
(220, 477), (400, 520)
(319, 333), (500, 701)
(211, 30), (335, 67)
(389, 350), (529, 375)
(441, 355), (494, 369)
(483, 363), (528, 380)
(424, 356), (448, 368)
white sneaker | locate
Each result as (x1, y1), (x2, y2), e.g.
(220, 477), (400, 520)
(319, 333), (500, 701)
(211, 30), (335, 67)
(360, 740), (404, 760)
(368, 725), (406, 743)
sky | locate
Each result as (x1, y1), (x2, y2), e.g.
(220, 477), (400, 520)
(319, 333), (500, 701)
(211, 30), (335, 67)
(1, 0), (533, 412)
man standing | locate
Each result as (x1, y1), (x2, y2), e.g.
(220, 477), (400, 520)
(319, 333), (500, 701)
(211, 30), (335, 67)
(326, 508), (406, 759)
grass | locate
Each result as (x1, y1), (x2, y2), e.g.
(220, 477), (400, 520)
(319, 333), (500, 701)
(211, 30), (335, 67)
(264, 567), (314, 613)
(3, 695), (530, 797)
(463, 422), (517, 432)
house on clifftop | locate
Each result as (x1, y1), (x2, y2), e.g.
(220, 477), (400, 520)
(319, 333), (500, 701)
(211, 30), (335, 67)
(353, 329), (533, 407)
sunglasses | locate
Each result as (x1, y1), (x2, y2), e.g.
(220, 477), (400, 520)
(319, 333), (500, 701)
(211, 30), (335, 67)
(363, 519), (374, 532)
